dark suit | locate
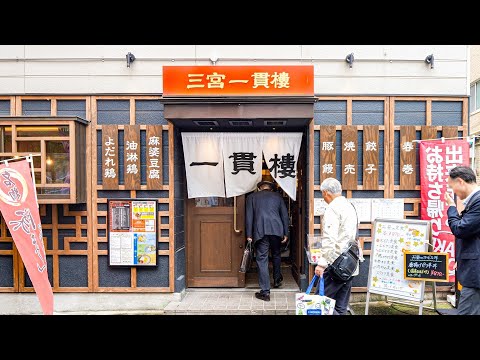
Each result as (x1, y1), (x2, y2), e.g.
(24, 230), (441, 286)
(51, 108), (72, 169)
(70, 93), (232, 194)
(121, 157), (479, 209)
(246, 189), (289, 294)
(447, 189), (480, 315)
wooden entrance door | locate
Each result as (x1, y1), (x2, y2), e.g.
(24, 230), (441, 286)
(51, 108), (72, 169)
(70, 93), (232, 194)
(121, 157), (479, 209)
(187, 196), (246, 287)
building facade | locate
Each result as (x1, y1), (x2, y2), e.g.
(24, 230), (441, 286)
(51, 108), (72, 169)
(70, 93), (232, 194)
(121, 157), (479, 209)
(0, 45), (470, 313)
(469, 45), (480, 182)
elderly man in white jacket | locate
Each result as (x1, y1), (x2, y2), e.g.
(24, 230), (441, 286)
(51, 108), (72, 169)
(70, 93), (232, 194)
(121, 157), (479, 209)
(314, 177), (361, 315)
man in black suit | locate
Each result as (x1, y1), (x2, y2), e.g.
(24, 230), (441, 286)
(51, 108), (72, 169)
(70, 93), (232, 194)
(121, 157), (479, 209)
(246, 181), (289, 301)
(445, 166), (480, 315)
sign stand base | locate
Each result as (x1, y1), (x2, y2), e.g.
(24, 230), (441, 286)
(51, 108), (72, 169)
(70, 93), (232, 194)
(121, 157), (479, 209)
(366, 282), (441, 315)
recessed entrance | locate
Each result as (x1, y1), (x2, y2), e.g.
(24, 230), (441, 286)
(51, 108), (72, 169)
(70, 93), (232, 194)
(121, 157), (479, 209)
(182, 130), (307, 290)
(162, 96), (314, 291)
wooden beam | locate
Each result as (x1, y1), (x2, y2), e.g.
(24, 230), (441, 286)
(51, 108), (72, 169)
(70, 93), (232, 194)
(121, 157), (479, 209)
(130, 98), (135, 125)
(168, 123), (175, 292)
(384, 98), (393, 198)
(15, 97), (22, 116)
(308, 119), (315, 282)
(86, 96), (94, 291)
(442, 126), (458, 139)
(10, 96), (16, 116)
(421, 126), (437, 141)
(346, 98), (353, 125)
(462, 98), (469, 132)
(54, 206), (62, 289)
(51, 99), (57, 116)
(91, 97), (100, 291)
(426, 100), (432, 126)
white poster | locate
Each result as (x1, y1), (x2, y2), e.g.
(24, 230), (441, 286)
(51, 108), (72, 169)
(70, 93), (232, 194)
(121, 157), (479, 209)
(263, 133), (302, 201)
(223, 133), (264, 198)
(182, 133), (225, 198)
(314, 198), (328, 216)
(348, 198), (372, 223)
(371, 199), (404, 221)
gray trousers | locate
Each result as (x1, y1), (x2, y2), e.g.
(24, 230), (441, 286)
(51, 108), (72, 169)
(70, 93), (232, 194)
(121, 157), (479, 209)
(458, 287), (480, 315)
(255, 235), (282, 295)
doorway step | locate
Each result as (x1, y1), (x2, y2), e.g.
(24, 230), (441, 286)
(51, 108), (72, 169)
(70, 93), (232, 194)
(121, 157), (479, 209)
(163, 289), (299, 315)
(164, 264), (300, 315)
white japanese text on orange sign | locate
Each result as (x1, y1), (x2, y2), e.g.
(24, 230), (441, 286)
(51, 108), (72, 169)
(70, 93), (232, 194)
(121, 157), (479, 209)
(187, 72), (291, 91)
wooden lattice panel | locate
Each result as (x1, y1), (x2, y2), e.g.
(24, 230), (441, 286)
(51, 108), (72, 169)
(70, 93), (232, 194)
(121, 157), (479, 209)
(91, 97), (174, 292)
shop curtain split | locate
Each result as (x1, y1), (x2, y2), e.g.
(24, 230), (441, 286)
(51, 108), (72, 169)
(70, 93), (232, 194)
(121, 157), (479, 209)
(0, 158), (54, 315)
(182, 133), (302, 200)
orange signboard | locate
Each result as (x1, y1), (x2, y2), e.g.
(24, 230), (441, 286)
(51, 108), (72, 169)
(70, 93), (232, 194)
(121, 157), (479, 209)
(163, 65), (314, 97)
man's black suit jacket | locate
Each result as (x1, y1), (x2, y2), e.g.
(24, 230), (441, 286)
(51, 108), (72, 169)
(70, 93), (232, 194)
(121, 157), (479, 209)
(245, 189), (289, 242)
(447, 190), (480, 288)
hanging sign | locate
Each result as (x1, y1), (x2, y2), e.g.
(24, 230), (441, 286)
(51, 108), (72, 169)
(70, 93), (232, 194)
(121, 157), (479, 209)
(263, 133), (302, 201)
(181, 133), (226, 198)
(108, 199), (158, 266)
(181, 132), (303, 200)
(222, 133), (263, 198)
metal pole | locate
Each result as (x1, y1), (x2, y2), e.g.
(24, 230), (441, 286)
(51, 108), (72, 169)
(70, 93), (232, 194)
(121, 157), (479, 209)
(27, 154), (40, 209)
(365, 291), (370, 315)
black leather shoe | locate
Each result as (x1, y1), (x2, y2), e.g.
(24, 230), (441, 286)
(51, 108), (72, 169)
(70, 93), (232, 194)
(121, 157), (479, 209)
(255, 292), (270, 301)
(273, 276), (283, 288)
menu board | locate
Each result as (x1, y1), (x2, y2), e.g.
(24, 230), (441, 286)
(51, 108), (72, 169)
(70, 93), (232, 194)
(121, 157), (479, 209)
(404, 252), (449, 282)
(367, 218), (430, 301)
(108, 199), (158, 266)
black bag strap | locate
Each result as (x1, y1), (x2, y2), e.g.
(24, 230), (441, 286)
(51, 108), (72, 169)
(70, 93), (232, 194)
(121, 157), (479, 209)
(350, 202), (360, 241)
(349, 202), (362, 260)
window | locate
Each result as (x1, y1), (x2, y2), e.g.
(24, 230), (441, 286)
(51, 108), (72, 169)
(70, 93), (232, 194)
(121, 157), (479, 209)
(471, 81), (480, 114)
(0, 117), (89, 204)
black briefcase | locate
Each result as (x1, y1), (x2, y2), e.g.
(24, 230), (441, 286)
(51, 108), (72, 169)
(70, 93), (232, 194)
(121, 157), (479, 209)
(239, 241), (253, 273)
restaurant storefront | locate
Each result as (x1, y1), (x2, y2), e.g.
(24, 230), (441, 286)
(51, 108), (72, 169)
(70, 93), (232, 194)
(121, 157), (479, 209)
(0, 46), (470, 312)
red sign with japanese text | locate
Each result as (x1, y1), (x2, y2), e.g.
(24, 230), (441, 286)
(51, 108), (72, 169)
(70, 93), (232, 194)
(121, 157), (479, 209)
(0, 159), (53, 315)
(162, 65), (314, 96)
(419, 140), (470, 283)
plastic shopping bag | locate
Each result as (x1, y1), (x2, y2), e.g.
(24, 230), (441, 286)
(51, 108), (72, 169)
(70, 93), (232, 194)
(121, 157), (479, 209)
(295, 274), (336, 315)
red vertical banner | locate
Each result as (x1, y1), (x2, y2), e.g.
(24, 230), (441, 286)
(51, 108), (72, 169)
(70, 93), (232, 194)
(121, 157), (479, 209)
(0, 159), (53, 315)
(419, 139), (470, 283)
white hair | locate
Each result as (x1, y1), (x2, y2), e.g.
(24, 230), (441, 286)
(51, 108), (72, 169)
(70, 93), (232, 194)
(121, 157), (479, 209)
(320, 177), (342, 195)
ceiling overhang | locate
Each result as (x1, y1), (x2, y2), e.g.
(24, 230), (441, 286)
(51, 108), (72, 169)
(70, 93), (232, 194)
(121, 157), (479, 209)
(160, 96), (316, 121)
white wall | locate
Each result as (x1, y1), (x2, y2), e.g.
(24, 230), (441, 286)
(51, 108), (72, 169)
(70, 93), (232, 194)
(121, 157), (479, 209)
(470, 45), (480, 135)
(0, 45), (469, 96)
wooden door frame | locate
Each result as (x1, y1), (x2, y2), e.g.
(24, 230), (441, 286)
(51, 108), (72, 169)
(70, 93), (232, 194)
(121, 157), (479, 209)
(185, 195), (246, 288)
